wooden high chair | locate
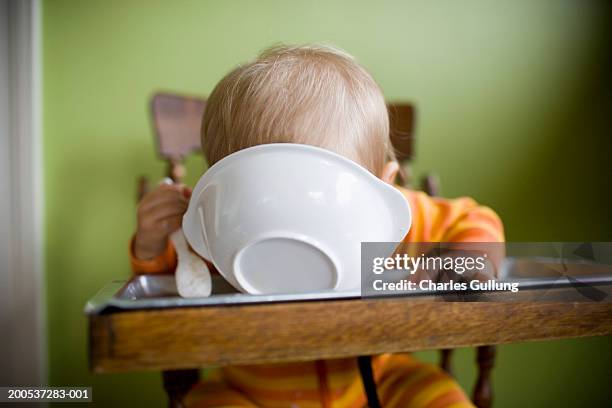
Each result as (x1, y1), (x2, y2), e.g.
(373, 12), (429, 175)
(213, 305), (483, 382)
(88, 92), (612, 408)
(139, 92), (494, 407)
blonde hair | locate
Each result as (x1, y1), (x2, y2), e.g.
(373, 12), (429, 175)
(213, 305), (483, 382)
(201, 44), (392, 175)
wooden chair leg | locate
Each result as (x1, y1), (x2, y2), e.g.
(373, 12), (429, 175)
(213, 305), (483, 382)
(421, 173), (440, 197)
(439, 348), (454, 375)
(162, 369), (200, 408)
(473, 345), (496, 408)
(168, 160), (186, 183)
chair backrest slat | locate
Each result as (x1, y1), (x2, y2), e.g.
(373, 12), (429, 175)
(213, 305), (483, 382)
(150, 92), (206, 161)
(388, 103), (416, 161)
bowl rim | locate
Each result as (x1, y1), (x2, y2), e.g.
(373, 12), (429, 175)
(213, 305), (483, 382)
(200, 142), (386, 188)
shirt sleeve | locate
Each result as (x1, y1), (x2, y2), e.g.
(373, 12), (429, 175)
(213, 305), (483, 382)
(129, 235), (177, 275)
(399, 187), (504, 243)
(398, 187), (505, 276)
(128, 235), (219, 276)
(440, 201), (504, 243)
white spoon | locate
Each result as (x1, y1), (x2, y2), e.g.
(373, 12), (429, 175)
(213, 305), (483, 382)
(159, 177), (211, 297)
(171, 228), (212, 298)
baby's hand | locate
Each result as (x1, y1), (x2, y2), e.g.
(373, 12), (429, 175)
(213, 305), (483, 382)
(134, 183), (191, 260)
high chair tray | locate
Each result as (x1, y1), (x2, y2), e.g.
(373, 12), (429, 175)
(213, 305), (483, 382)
(85, 274), (361, 315)
(85, 257), (612, 315)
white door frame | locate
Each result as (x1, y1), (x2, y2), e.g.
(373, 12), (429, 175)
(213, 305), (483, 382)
(0, 0), (45, 386)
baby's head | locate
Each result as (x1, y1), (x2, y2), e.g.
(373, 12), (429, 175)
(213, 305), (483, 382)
(201, 44), (396, 178)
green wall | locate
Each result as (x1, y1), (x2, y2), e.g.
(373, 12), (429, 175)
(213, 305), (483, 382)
(43, 0), (612, 406)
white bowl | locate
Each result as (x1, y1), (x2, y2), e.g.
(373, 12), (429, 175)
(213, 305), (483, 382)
(182, 143), (411, 294)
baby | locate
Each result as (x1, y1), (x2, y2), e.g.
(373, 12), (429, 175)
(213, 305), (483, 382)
(131, 45), (504, 407)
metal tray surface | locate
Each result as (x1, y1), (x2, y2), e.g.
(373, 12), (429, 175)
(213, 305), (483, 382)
(85, 257), (612, 314)
(86, 274), (360, 314)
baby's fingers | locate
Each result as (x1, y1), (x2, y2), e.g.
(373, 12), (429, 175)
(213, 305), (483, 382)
(139, 185), (188, 212)
(155, 214), (183, 235)
(144, 200), (188, 223)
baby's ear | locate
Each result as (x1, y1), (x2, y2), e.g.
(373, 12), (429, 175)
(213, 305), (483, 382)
(380, 161), (399, 185)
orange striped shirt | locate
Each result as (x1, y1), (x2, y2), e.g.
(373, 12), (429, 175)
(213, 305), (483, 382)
(130, 185), (504, 407)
